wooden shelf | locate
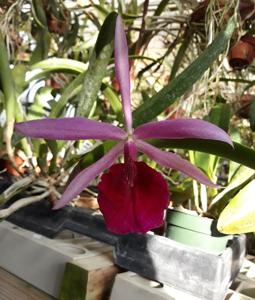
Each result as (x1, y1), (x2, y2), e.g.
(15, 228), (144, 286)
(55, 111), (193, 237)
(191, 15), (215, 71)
(0, 267), (55, 300)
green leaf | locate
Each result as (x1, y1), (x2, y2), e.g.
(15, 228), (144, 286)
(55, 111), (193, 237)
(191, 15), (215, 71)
(220, 77), (252, 84)
(31, 0), (47, 28)
(249, 100), (255, 131)
(86, 138), (255, 179)
(133, 16), (236, 126)
(61, 15), (79, 50)
(170, 33), (192, 79)
(76, 12), (117, 117)
(47, 140), (65, 174)
(193, 103), (231, 178)
(93, 135), (255, 171)
(12, 64), (28, 94)
(93, 4), (110, 19)
(193, 151), (217, 180)
(29, 58), (87, 81)
(128, 0), (138, 15)
(150, 139), (255, 170)
(101, 83), (123, 121)
(37, 143), (48, 174)
(0, 32), (16, 125)
(30, 29), (51, 65)
(210, 165), (255, 209)
(205, 103), (231, 132)
(0, 90), (4, 109)
(91, 138), (255, 171)
(154, 0), (170, 16)
(128, 55), (156, 62)
(0, 31), (19, 158)
(217, 179), (255, 234)
(228, 129), (242, 181)
(27, 87), (50, 120)
(95, 11), (117, 56)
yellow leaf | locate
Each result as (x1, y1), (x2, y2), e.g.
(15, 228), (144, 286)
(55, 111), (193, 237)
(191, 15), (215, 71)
(217, 180), (255, 234)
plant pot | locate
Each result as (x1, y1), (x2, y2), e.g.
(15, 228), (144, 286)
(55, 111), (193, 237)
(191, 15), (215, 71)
(165, 209), (232, 254)
(114, 232), (246, 300)
(228, 39), (255, 70)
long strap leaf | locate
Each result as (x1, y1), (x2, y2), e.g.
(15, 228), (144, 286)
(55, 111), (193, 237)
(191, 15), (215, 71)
(76, 12), (117, 117)
(133, 16), (236, 126)
(0, 33), (32, 157)
(150, 139), (255, 170)
(29, 58), (87, 82)
(0, 32), (16, 159)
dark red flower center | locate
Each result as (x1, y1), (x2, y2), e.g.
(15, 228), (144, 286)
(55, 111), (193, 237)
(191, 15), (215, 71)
(98, 161), (169, 234)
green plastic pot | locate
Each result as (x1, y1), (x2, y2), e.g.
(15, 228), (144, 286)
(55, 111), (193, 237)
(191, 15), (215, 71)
(165, 209), (232, 253)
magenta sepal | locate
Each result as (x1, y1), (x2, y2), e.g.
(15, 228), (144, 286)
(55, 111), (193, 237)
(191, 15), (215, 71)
(136, 139), (217, 187)
(53, 142), (124, 209)
(134, 119), (233, 147)
(15, 117), (126, 141)
(115, 16), (132, 134)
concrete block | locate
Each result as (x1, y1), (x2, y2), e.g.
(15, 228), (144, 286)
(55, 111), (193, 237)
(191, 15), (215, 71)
(225, 290), (254, 300)
(110, 272), (201, 300)
(114, 233), (246, 300)
(235, 279), (255, 299)
(0, 221), (112, 297)
(246, 265), (255, 279)
(239, 258), (255, 275)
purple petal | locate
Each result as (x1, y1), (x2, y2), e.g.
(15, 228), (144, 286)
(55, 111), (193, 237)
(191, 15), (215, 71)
(115, 15), (132, 134)
(15, 117), (126, 140)
(134, 119), (233, 146)
(53, 142), (124, 209)
(136, 140), (217, 187)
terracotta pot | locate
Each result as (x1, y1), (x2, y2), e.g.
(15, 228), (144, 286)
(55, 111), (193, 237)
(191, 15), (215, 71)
(228, 40), (255, 69)
(0, 155), (25, 177)
(241, 34), (255, 47)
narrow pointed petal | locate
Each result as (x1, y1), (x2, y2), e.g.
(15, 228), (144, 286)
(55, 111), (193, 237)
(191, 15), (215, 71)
(98, 161), (169, 234)
(134, 119), (233, 146)
(53, 142), (124, 209)
(15, 118), (126, 140)
(115, 15), (132, 133)
(136, 140), (216, 187)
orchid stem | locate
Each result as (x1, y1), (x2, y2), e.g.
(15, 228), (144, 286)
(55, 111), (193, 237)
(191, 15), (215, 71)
(189, 150), (202, 213)
(0, 191), (50, 219)
(5, 120), (14, 163)
(84, 188), (97, 197)
(0, 175), (35, 205)
(192, 179), (201, 213)
(200, 184), (208, 212)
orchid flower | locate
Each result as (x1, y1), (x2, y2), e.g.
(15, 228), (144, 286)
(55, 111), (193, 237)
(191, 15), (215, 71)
(15, 16), (233, 234)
